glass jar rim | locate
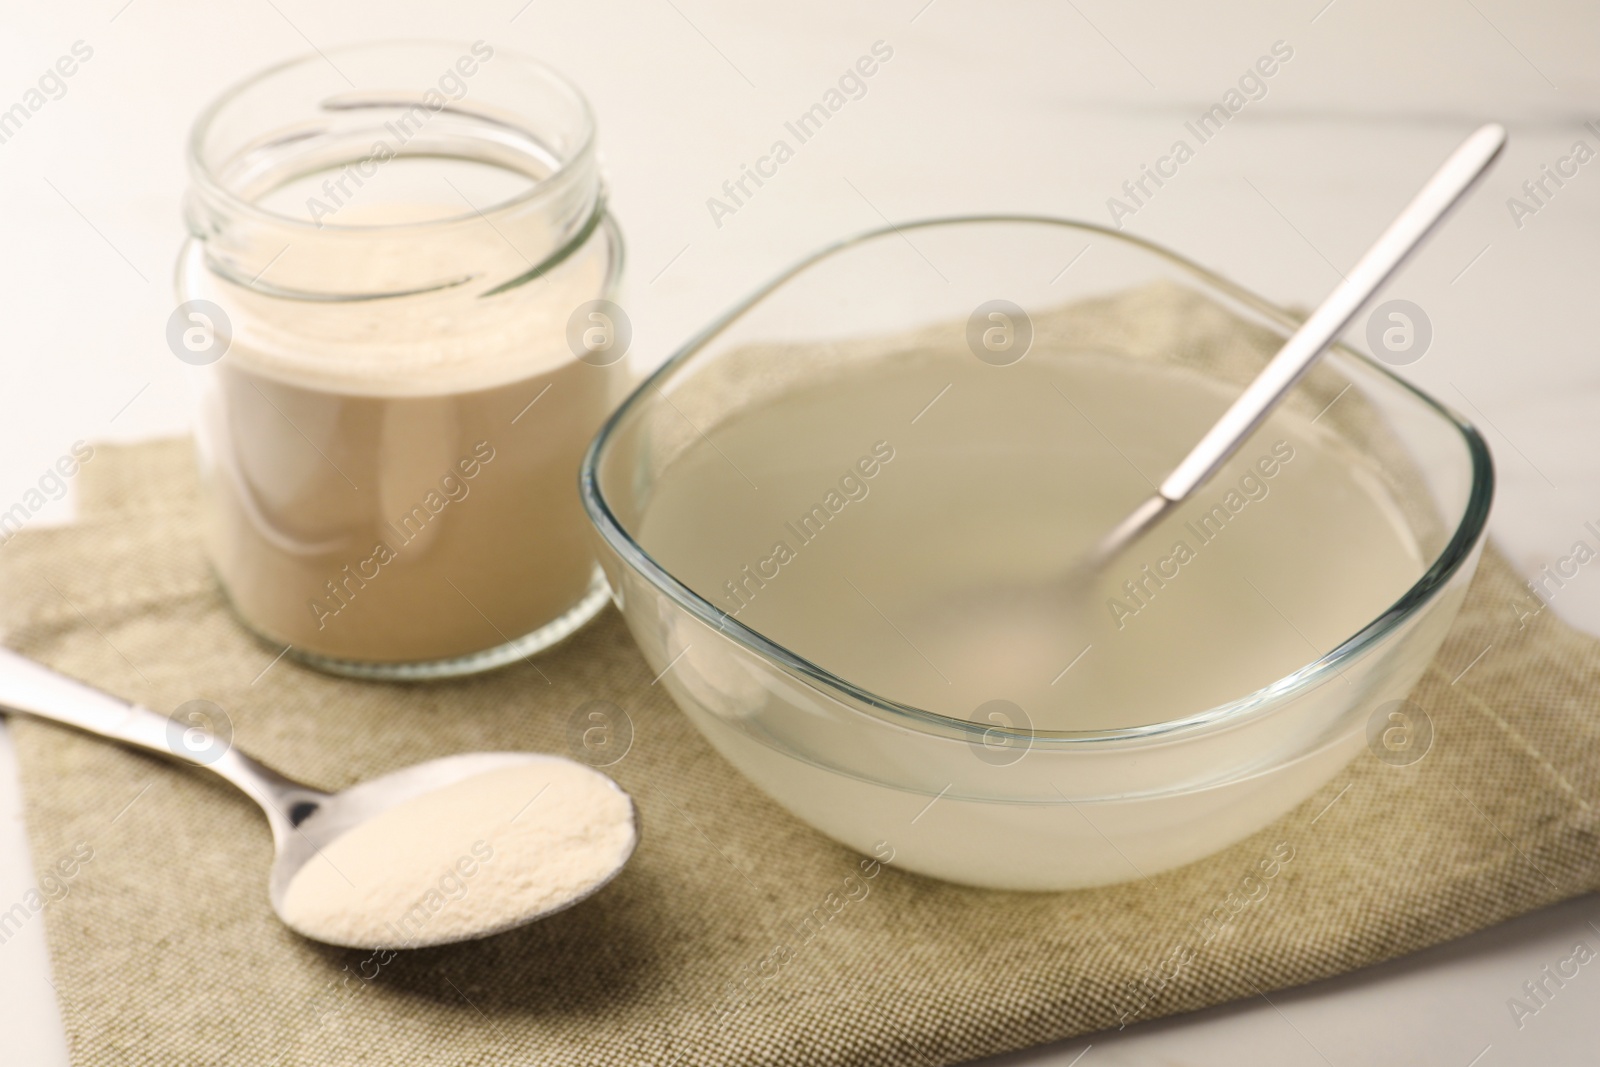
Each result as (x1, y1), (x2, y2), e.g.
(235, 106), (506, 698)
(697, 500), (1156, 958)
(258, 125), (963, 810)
(185, 39), (598, 236)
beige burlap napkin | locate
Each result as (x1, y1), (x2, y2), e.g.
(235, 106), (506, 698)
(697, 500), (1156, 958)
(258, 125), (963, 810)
(4, 387), (1599, 1063)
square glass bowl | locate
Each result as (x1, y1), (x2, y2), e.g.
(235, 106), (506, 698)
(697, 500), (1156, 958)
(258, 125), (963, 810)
(581, 217), (1491, 890)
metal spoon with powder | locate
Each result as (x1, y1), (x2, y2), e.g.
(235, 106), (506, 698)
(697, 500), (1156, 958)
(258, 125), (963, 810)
(0, 647), (637, 949)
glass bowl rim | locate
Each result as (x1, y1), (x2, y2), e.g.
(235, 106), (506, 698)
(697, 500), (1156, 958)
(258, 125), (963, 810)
(580, 214), (1494, 749)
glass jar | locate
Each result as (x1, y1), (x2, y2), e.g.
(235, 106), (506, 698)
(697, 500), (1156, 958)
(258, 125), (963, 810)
(177, 41), (625, 678)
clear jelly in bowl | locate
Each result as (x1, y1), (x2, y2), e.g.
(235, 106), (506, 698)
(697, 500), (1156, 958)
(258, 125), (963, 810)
(581, 216), (1492, 890)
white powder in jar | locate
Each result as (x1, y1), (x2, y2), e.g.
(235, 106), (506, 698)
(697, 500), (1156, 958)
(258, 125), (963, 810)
(281, 760), (636, 948)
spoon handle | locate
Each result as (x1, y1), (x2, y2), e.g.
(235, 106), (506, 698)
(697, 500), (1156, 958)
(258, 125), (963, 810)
(0, 646), (176, 755)
(0, 647), (323, 838)
(1158, 122), (1507, 502)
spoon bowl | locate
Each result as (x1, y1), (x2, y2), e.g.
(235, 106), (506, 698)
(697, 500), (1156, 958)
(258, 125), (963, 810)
(268, 751), (638, 948)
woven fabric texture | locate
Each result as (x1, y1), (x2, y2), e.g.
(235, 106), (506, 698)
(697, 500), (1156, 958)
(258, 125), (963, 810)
(1, 397), (1595, 1065)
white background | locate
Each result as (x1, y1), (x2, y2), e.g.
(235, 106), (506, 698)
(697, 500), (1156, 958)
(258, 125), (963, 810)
(1, 1), (1598, 1063)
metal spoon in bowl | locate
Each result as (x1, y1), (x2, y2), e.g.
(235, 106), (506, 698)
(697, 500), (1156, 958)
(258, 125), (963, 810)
(0, 646), (638, 948)
(1077, 122), (1506, 575)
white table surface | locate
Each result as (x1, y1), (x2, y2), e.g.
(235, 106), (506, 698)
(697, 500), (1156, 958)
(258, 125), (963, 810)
(2, 1), (1598, 1063)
